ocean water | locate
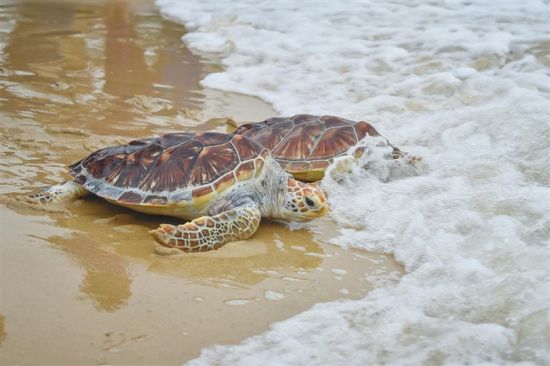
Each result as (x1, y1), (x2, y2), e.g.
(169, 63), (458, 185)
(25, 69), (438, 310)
(156, 0), (550, 364)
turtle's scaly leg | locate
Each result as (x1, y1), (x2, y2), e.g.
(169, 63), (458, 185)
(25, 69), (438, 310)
(150, 203), (261, 252)
(29, 181), (89, 204)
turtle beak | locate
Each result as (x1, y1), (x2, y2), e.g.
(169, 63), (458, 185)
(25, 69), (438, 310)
(318, 203), (329, 217)
(300, 188), (329, 219)
(283, 178), (329, 221)
(306, 193), (329, 218)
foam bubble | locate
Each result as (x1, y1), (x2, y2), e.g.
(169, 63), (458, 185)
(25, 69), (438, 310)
(264, 291), (285, 301)
(223, 299), (249, 306)
(157, 0), (550, 364)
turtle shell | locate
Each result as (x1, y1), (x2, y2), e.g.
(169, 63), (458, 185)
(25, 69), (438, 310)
(234, 114), (380, 181)
(69, 132), (268, 207)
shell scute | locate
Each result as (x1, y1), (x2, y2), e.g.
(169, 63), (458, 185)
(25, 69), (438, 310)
(354, 121), (380, 139)
(113, 143), (164, 188)
(95, 185), (122, 199)
(232, 115), (386, 182)
(322, 115), (354, 128)
(159, 133), (194, 147)
(291, 114), (318, 124)
(271, 122), (325, 160)
(235, 160), (256, 181)
(138, 140), (202, 192)
(70, 132), (265, 205)
(264, 116), (291, 127)
(190, 142), (238, 186)
(212, 172), (236, 194)
(231, 134), (264, 161)
(191, 185), (213, 199)
(196, 132), (233, 145)
(118, 191), (143, 204)
(143, 195), (168, 205)
(235, 116), (289, 134)
(235, 118), (294, 151)
(74, 174), (87, 184)
(309, 125), (357, 159)
(82, 151), (125, 181)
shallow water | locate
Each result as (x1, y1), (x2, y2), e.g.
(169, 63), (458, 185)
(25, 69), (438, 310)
(0, 1), (401, 365)
(158, 0), (550, 365)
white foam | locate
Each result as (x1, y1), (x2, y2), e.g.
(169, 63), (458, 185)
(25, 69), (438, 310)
(264, 291), (285, 301)
(157, 0), (550, 364)
(223, 299), (249, 306)
(331, 269), (347, 276)
(339, 288), (349, 296)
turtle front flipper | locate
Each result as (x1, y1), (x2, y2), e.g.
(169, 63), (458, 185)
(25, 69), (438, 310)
(28, 181), (89, 204)
(150, 203), (261, 253)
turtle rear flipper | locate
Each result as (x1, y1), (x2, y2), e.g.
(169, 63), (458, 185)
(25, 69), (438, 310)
(28, 181), (89, 204)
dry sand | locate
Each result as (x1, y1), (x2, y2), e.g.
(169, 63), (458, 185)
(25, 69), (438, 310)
(0, 1), (402, 364)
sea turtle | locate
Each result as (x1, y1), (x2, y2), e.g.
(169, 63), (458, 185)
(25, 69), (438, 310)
(29, 132), (328, 252)
(233, 114), (420, 182)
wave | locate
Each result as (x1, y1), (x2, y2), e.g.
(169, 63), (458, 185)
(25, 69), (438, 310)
(157, 0), (550, 364)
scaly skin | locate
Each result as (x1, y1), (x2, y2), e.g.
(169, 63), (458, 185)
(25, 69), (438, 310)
(28, 181), (89, 204)
(150, 168), (328, 252)
(150, 203), (261, 252)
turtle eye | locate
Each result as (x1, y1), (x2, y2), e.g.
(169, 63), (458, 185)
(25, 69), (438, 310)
(305, 197), (315, 207)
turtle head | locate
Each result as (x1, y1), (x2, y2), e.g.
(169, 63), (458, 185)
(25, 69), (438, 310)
(282, 178), (328, 221)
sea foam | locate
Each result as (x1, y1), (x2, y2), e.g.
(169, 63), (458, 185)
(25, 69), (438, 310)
(157, 0), (550, 364)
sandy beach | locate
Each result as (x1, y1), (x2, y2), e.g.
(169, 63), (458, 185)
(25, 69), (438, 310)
(155, 0), (549, 364)
(0, 1), (401, 364)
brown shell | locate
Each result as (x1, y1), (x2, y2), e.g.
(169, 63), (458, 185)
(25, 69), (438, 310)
(234, 115), (380, 181)
(70, 132), (266, 205)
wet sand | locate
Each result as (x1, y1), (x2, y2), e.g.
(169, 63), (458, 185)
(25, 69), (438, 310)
(0, 1), (402, 365)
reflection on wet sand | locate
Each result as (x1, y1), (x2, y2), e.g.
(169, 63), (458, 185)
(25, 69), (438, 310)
(50, 233), (132, 312)
(104, 1), (155, 98)
(0, 314), (5, 346)
(0, 0), (209, 141)
(0, 1), (402, 364)
(45, 193), (327, 312)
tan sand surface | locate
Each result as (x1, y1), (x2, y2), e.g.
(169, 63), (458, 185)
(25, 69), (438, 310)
(0, 1), (402, 364)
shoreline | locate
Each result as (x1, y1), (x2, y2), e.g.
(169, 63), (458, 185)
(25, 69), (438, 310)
(157, 1), (550, 365)
(0, 1), (402, 364)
